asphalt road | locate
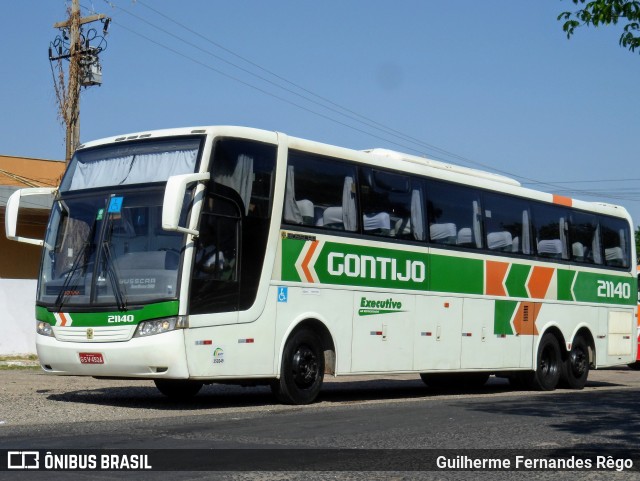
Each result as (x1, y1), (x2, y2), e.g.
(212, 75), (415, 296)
(1, 368), (640, 480)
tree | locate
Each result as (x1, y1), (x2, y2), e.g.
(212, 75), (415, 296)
(558, 0), (640, 53)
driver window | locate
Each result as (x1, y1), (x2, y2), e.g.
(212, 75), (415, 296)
(189, 193), (241, 315)
(193, 195), (239, 282)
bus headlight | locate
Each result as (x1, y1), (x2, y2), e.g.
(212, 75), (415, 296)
(37, 321), (54, 337)
(134, 316), (187, 338)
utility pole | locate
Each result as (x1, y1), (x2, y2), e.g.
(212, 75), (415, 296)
(50, 0), (110, 163)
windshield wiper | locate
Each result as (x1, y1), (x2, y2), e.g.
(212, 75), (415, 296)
(54, 242), (91, 311)
(102, 241), (127, 311)
(54, 210), (102, 311)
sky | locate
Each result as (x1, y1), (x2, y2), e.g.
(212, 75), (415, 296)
(2, 1), (639, 225)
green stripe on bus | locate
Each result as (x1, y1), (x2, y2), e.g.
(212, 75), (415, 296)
(279, 237), (636, 306)
(505, 264), (531, 298)
(36, 305), (52, 323)
(557, 269), (576, 301)
(573, 272), (636, 305)
(314, 241), (430, 291)
(35, 300), (179, 327)
(494, 300), (518, 336)
(281, 237), (306, 282)
(429, 254), (483, 295)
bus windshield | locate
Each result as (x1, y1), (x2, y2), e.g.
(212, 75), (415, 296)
(37, 137), (202, 309)
(38, 187), (188, 309)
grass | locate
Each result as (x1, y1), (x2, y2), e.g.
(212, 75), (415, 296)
(0, 354), (40, 370)
(0, 354), (38, 362)
(0, 364), (40, 371)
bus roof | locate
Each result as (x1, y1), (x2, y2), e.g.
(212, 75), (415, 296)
(363, 148), (521, 187)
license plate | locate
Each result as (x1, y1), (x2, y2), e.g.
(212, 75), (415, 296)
(79, 352), (104, 364)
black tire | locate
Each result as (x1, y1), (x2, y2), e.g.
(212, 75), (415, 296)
(523, 333), (561, 391)
(628, 361), (640, 371)
(271, 329), (324, 405)
(420, 372), (489, 389)
(154, 379), (203, 399)
(561, 335), (590, 389)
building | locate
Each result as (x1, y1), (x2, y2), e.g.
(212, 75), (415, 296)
(0, 155), (65, 354)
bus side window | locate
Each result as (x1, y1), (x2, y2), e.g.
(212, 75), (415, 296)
(600, 215), (631, 268)
(532, 203), (569, 260)
(212, 138), (277, 219)
(194, 195), (240, 282)
(190, 193), (241, 315)
(359, 168), (414, 239)
(482, 192), (530, 254)
(568, 212), (598, 264)
(426, 181), (482, 249)
(284, 151), (358, 232)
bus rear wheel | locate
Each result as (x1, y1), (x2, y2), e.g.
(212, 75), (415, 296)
(271, 328), (324, 405)
(154, 379), (203, 399)
(561, 335), (590, 389)
(523, 333), (561, 391)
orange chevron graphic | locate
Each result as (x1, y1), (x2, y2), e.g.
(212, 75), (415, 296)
(527, 266), (555, 299)
(512, 302), (540, 336)
(486, 260), (509, 296)
(301, 240), (320, 282)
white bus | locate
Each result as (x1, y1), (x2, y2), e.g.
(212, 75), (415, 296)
(5, 126), (637, 404)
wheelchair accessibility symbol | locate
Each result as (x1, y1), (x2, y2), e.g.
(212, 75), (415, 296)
(277, 287), (288, 303)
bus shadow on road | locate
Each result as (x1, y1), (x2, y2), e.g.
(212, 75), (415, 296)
(45, 384), (278, 411)
(41, 375), (618, 411)
(461, 385), (640, 446)
(316, 377), (622, 403)
(319, 377), (510, 403)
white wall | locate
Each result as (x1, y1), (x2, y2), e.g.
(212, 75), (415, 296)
(0, 279), (37, 355)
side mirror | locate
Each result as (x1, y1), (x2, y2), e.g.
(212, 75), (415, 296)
(5, 187), (57, 246)
(162, 172), (209, 236)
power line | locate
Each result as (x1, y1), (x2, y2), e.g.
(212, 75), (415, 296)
(102, 1), (460, 161)
(117, 1), (533, 178)
(103, 0), (532, 170)
(112, 22), (439, 157)
(524, 178), (640, 186)
(524, 180), (640, 204)
(132, 0), (486, 166)
(0, 169), (59, 188)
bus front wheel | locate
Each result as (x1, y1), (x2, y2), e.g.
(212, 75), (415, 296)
(154, 379), (203, 399)
(271, 328), (324, 405)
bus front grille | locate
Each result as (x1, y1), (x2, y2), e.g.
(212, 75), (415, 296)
(53, 326), (136, 342)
